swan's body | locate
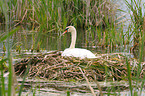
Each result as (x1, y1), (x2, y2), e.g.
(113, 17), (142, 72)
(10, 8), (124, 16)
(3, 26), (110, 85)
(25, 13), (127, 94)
(61, 26), (96, 59)
(62, 48), (96, 59)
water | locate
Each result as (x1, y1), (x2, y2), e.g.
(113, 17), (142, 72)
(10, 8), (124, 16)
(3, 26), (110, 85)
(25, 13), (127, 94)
(16, 78), (145, 96)
(0, 28), (99, 54)
(0, 27), (132, 54)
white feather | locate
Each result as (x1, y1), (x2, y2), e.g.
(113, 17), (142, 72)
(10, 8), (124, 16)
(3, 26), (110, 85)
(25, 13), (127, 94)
(62, 48), (96, 59)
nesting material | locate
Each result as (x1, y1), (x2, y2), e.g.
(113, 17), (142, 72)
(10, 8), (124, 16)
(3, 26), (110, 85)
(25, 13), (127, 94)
(14, 51), (144, 81)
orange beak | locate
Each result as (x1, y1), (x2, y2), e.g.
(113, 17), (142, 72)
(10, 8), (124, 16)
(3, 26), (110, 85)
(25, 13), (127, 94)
(62, 30), (68, 35)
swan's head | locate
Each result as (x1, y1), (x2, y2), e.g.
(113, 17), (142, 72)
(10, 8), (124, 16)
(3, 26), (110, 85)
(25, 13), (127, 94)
(63, 26), (76, 35)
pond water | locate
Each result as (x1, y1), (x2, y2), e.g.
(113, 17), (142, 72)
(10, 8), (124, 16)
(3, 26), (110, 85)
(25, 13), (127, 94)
(1, 25), (145, 61)
(0, 26), (132, 54)
(16, 78), (145, 96)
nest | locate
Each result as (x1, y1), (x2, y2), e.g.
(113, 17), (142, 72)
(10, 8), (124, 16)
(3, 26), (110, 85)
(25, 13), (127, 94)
(14, 51), (144, 81)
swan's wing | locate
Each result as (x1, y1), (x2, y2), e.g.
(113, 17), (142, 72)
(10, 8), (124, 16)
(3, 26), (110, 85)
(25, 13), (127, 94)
(61, 48), (96, 59)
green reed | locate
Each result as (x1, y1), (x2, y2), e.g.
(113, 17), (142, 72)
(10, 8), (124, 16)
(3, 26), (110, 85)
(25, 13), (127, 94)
(125, 0), (144, 95)
(0, 0), (19, 96)
(0, 58), (7, 96)
(81, 0), (118, 49)
(126, 57), (133, 96)
(1, 0), (13, 95)
(6, 0), (116, 31)
(125, 0), (143, 44)
(0, 0), (118, 50)
(18, 59), (31, 96)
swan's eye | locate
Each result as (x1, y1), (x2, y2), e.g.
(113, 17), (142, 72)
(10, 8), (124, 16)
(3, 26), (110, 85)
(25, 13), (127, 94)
(63, 28), (69, 35)
(65, 28), (69, 32)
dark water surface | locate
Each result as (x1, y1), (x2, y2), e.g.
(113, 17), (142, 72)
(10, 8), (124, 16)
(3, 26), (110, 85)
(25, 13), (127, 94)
(0, 26), (145, 62)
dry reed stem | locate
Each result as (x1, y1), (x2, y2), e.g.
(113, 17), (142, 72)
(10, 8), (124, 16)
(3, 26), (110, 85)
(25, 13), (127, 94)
(14, 9), (28, 27)
(91, 70), (103, 96)
(79, 67), (96, 96)
(14, 51), (144, 81)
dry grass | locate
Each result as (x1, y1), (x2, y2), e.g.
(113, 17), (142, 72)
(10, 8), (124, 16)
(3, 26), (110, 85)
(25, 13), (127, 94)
(14, 51), (144, 81)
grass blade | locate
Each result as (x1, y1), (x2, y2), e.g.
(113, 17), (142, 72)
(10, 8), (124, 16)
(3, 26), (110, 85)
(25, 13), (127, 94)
(0, 58), (7, 96)
(0, 27), (20, 43)
(18, 60), (31, 96)
(126, 57), (133, 96)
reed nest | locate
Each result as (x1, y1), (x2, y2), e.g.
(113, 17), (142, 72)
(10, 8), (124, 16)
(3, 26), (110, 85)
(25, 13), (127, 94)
(14, 51), (145, 81)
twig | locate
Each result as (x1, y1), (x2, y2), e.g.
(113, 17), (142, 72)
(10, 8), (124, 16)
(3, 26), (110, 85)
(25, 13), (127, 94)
(79, 67), (96, 96)
(91, 70), (103, 96)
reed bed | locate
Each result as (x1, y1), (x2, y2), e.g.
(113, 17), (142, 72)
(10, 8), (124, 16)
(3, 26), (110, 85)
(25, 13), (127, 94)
(0, 0), (120, 50)
(0, 0), (144, 49)
(124, 0), (145, 95)
(7, 0), (115, 29)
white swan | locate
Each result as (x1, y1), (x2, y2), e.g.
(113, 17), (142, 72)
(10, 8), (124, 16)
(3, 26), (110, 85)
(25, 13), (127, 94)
(61, 26), (96, 59)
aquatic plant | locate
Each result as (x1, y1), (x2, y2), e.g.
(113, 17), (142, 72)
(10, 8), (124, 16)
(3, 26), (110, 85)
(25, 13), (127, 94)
(0, 1), (20, 96)
(125, 0), (145, 95)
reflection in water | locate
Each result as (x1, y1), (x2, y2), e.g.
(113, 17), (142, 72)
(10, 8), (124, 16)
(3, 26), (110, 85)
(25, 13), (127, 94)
(0, 28), (144, 61)
(0, 26), (144, 61)
(10, 29), (87, 52)
(9, 29), (121, 52)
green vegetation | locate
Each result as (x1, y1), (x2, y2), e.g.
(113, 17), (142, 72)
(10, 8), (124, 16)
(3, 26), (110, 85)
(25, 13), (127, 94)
(125, 0), (145, 95)
(0, 0), (144, 96)
(0, 0), (118, 50)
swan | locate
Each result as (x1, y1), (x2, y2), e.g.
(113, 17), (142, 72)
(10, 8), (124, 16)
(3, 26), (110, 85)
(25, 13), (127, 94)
(61, 26), (96, 59)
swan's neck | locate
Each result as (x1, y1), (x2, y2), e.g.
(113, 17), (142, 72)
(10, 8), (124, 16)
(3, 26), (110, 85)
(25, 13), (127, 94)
(69, 29), (76, 49)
